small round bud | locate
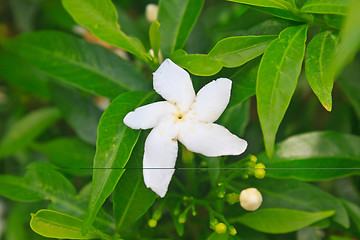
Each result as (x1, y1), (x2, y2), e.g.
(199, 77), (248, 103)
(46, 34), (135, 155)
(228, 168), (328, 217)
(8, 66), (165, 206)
(178, 213), (187, 224)
(228, 226), (237, 236)
(215, 223), (227, 234)
(148, 218), (157, 228)
(239, 188), (263, 211)
(249, 155), (257, 163)
(191, 206), (197, 216)
(145, 4), (159, 22)
(153, 209), (162, 221)
(225, 193), (239, 205)
(254, 163), (266, 179)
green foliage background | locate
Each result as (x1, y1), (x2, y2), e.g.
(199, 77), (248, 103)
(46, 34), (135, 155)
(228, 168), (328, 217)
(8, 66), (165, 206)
(0, 0), (360, 239)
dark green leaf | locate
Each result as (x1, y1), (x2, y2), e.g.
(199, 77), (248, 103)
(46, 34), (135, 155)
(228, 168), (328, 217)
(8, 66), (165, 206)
(257, 25), (308, 157)
(0, 175), (42, 202)
(3, 31), (150, 99)
(62, 0), (149, 61)
(0, 107), (61, 158)
(237, 178), (349, 227)
(231, 209), (334, 233)
(30, 209), (109, 240)
(149, 21), (161, 62)
(341, 200), (360, 233)
(297, 227), (322, 240)
(32, 137), (94, 176)
(82, 91), (156, 234)
(305, 31), (336, 111)
(301, 0), (350, 15)
(258, 131), (360, 180)
(113, 133), (156, 231)
(158, 0), (205, 57)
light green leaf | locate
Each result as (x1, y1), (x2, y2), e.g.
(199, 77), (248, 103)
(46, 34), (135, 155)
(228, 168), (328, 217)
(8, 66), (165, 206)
(301, 0), (350, 15)
(258, 131), (360, 180)
(0, 107), (61, 158)
(305, 31), (336, 111)
(257, 25), (308, 157)
(3, 31), (150, 99)
(331, 0), (360, 77)
(32, 137), (94, 176)
(237, 178), (349, 227)
(82, 91), (156, 235)
(231, 209), (334, 233)
(171, 35), (274, 76)
(209, 35), (277, 67)
(113, 133), (156, 232)
(61, 0), (149, 61)
(227, 0), (293, 10)
(149, 21), (161, 62)
(30, 210), (108, 240)
(158, 0), (205, 57)
(0, 175), (42, 202)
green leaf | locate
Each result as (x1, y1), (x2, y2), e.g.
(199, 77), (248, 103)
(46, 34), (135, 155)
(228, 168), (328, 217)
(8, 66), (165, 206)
(231, 209), (334, 234)
(32, 137), (94, 176)
(330, 0), (360, 77)
(256, 25), (308, 157)
(258, 131), (360, 180)
(297, 227), (322, 240)
(226, 0), (293, 10)
(209, 35), (277, 68)
(0, 50), (50, 99)
(301, 0), (350, 15)
(113, 133), (156, 232)
(171, 35), (274, 76)
(219, 100), (250, 137)
(305, 31), (336, 111)
(82, 91), (156, 235)
(49, 83), (102, 145)
(341, 200), (360, 233)
(237, 178), (349, 227)
(158, 0), (205, 57)
(249, 5), (312, 22)
(30, 210), (109, 240)
(0, 175), (42, 202)
(3, 31), (150, 99)
(61, 0), (149, 61)
(149, 21), (161, 62)
(0, 107), (61, 158)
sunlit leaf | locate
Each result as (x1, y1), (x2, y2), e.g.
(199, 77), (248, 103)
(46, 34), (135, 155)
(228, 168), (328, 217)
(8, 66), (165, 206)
(301, 0), (350, 15)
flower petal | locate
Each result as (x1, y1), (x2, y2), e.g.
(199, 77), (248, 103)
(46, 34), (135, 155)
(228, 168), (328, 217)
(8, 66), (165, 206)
(123, 101), (176, 130)
(153, 59), (195, 112)
(143, 120), (179, 198)
(188, 78), (232, 123)
(178, 120), (247, 157)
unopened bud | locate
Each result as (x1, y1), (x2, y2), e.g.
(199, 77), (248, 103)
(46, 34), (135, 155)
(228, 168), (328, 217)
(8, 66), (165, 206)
(148, 218), (157, 228)
(145, 4), (159, 22)
(153, 208), (162, 221)
(239, 188), (263, 211)
(254, 163), (266, 179)
(192, 206), (197, 216)
(178, 213), (187, 224)
(249, 155), (257, 163)
(215, 223), (227, 234)
(225, 193), (239, 205)
(228, 226), (237, 236)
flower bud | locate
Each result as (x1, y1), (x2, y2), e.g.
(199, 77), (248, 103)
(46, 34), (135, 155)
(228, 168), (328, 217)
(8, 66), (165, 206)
(254, 163), (266, 179)
(215, 223), (227, 234)
(178, 212), (187, 224)
(148, 218), (157, 228)
(239, 188), (263, 211)
(152, 208), (162, 221)
(228, 226), (237, 236)
(249, 155), (257, 163)
(225, 193), (239, 205)
(145, 4), (159, 23)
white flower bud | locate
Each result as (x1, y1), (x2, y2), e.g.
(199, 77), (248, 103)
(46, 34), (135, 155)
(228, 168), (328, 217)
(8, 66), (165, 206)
(239, 188), (262, 211)
(145, 4), (159, 23)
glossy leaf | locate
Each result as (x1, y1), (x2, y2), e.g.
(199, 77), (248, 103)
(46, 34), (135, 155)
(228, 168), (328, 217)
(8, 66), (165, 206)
(331, 0), (360, 77)
(62, 0), (149, 61)
(301, 0), (350, 15)
(249, 5), (312, 22)
(149, 21), (161, 61)
(305, 31), (336, 111)
(0, 175), (42, 202)
(50, 83), (102, 145)
(113, 133), (156, 231)
(158, 0), (205, 57)
(237, 178), (349, 227)
(3, 31), (150, 99)
(231, 209), (334, 233)
(30, 210), (108, 240)
(227, 0), (293, 10)
(256, 25), (308, 157)
(82, 91), (156, 234)
(32, 137), (94, 175)
(0, 107), (61, 158)
(258, 131), (360, 180)
(171, 35), (274, 76)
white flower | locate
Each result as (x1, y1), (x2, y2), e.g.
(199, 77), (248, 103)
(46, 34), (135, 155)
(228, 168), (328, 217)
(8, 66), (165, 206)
(124, 59), (247, 197)
(239, 188), (263, 211)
